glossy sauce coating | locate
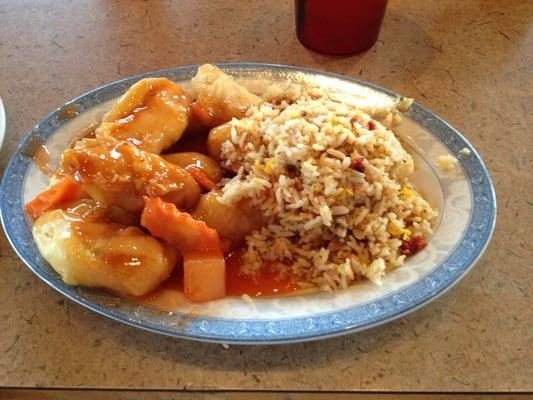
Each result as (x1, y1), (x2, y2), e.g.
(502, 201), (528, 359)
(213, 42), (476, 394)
(29, 70), (276, 303)
(61, 137), (201, 212)
(162, 152), (222, 183)
(56, 103), (80, 121)
(225, 250), (299, 297)
(62, 200), (179, 275)
(130, 249), (299, 311)
(100, 77), (192, 154)
(207, 123), (231, 160)
(32, 199), (179, 296)
(192, 192), (264, 247)
(68, 122), (98, 148)
(62, 202), (155, 274)
(33, 145), (54, 176)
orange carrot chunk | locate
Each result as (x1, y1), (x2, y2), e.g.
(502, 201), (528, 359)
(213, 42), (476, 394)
(140, 196), (225, 302)
(186, 166), (217, 191)
(25, 176), (83, 219)
(140, 196), (221, 252)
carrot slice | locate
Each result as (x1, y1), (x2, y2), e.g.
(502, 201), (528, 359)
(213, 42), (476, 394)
(140, 196), (221, 253)
(140, 196), (225, 302)
(186, 166), (217, 191)
(25, 176), (83, 218)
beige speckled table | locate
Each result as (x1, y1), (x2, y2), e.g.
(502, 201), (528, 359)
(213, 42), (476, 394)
(0, 0), (531, 395)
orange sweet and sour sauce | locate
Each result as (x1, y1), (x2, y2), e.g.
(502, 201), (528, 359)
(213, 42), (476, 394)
(131, 249), (299, 311)
(225, 249), (298, 297)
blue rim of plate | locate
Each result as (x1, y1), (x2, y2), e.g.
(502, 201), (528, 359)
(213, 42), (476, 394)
(0, 97), (5, 150)
(0, 63), (496, 344)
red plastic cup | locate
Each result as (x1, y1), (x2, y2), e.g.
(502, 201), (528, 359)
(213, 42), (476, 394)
(295, 0), (388, 55)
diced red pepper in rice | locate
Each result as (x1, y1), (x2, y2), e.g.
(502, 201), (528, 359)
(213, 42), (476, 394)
(368, 120), (377, 130)
(401, 236), (427, 255)
(351, 156), (366, 173)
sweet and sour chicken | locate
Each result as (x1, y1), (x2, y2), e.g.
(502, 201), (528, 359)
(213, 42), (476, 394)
(28, 64), (265, 301)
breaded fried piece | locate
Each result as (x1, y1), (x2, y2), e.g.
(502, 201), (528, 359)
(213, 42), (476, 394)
(99, 77), (191, 154)
(190, 64), (261, 127)
(61, 137), (201, 212)
(33, 200), (179, 296)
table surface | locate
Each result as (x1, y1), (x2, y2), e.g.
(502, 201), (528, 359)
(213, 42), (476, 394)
(0, 0), (531, 393)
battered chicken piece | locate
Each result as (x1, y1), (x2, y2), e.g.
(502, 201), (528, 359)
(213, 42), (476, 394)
(98, 78), (192, 154)
(61, 137), (201, 213)
(32, 200), (179, 296)
(206, 123), (232, 161)
(192, 191), (265, 247)
(162, 152), (222, 183)
(190, 64), (262, 127)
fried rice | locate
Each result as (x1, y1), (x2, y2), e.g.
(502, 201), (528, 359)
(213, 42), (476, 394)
(218, 88), (437, 291)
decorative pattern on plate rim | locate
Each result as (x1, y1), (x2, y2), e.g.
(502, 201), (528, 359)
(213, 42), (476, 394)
(0, 64), (496, 344)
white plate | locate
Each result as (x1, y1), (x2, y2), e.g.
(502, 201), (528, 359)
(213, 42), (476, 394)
(0, 64), (496, 343)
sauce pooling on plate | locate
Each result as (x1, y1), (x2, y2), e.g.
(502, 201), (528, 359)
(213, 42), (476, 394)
(225, 250), (299, 297)
(33, 145), (54, 176)
(130, 249), (300, 312)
